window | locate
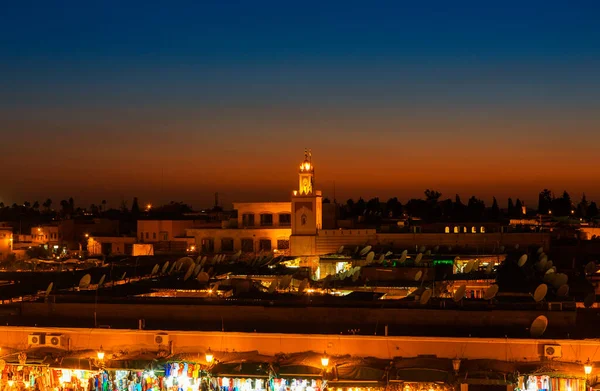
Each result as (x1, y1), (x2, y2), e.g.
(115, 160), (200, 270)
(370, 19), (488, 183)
(453, 227), (459, 233)
(140, 232), (144, 240)
(471, 226), (476, 234)
(463, 227), (467, 233)
(241, 238), (254, 252)
(242, 214), (255, 227)
(145, 232), (149, 239)
(445, 226), (450, 234)
(278, 214), (291, 226)
(301, 214), (307, 225)
(153, 232), (157, 240)
(277, 239), (290, 250)
(160, 232), (168, 241)
(480, 226), (485, 233)
(201, 238), (214, 253)
(221, 238), (234, 252)
(259, 239), (272, 251)
(260, 214), (273, 226)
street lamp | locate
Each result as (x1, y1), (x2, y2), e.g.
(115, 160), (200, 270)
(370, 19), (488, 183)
(452, 358), (461, 374)
(584, 359), (593, 375)
(205, 348), (214, 364)
(97, 346), (105, 361)
(321, 351), (329, 368)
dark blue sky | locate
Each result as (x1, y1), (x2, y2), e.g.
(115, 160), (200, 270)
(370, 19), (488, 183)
(1, 1), (599, 207)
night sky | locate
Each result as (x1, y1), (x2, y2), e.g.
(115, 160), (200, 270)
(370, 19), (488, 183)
(2, 1), (599, 208)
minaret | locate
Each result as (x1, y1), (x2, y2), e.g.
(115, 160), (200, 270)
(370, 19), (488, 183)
(290, 149), (322, 256)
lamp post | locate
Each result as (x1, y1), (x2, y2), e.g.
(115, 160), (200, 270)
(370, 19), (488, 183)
(97, 346), (105, 361)
(452, 358), (461, 374)
(205, 348), (214, 364)
(321, 351), (330, 368)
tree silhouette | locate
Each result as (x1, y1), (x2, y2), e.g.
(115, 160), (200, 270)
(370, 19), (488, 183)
(490, 197), (500, 220)
(42, 199), (52, 212)
(577, 194), (588, 218)
(588, 202), (599, 219)
(507, 198), (514, 217)
(131, 197), (140, 217)
(538, 189), (552, 214)
(515, 199), (523, 217)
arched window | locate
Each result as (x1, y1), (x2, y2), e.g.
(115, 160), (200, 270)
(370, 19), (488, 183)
(445, 226), (450, 233)
(471, 226), (476, 234)
(463, 227), (467, 233)
(454, 226), (459, 233)
(480, 226), (485, 233)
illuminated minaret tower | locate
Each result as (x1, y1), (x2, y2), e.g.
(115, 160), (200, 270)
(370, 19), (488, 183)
(290, 149), (322, 256)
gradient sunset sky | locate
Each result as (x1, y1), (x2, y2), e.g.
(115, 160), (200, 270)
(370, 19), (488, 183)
(2, 1), (599, 209)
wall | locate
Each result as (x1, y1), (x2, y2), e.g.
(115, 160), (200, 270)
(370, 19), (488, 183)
(87, 237), (137, 256)
(0, 228), (13, 260)
(581, 227), (600, 240)
(233, 202), (291, 228)
(0, 325), (598, 368)
(186, 228), (291, 253)
(138, 220), (197, 242)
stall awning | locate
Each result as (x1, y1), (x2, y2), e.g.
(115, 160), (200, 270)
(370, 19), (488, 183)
(104, 360), (162, 371)
(336, 365), (385, 382)
(391, 368), (451, 383)
(278, 365), (323, 378)
(211, 362), (271, 378)
(44, 358), (93, 370)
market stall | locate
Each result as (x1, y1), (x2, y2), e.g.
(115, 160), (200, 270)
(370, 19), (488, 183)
(210, 362), (271, 391)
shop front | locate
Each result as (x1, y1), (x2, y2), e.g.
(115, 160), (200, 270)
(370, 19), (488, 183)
(163, 361), (209, 391)
(1, 364), (52, 391)
(515, 375), (586, 391)
(273, 365), (325, 391)
(326, 362), (386, 391)
(211, 362), (270, 391)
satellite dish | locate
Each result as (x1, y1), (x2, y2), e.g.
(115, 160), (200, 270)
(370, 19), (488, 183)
(98, 274), (106, 287)
(420, 289), (432, 305)
(530, 315), (548, 338)
(514, 244), (520, 250)
(414, 270), (423, 281)
(425, 250), (431, 256)
(464, 260), (474, 274)
(352, 270), (360, 282)
(584, 292), (596, 308)
(168, 263), (177, 274)
(196, 271), (209, 283)
(533, 284), (548, 302)
(483, 284), (499, 300)
(298, 279), (308, 293)
(337, 245), (344, 254)
(184, 264), (194, 281)
(268, 280), (277, 294)
(418, 245), (426, 253)
(453, 285), (466, 302)
(473, 260), (481, 271)
(518, 254), (528, 267)
(485, 263), (494, 274)
(120, 272), (127, 280)
(585, 261), (597, 275)
(537, 247), (544, 255)
(359, 246), (372, 256)
(193, 264), (201, 276)
(414, 253), (423, 264)
(79, 274), (91, 289)
(552, 273), (568, 289)
(539, 254), (548, 263)
(161, 262), (169, 274)
(385, 251), (393, 257)
(399, 252), (407, 263)
(45, 282), (53, 297)
(151, 264), (159, 275)
(545, 260), (553, 270)
(364, 251), (374, 262)
(556, 284), (569, 297)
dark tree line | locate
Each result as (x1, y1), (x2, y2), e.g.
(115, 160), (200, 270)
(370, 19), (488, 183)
(333, 189), (599, 223)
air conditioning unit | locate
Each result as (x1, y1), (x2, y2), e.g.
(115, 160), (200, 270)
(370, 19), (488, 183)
(154, 334), (169, 345)
(544, 345), (562, 358)
(28, 334), (44, 346)
(45, 334), (66, 349)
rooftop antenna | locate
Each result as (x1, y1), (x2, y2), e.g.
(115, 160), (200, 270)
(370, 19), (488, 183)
(530, 315), (548, 338)
(483, 284), (499, 301)
(533, 283), (548, 302)
(518, 254), (528, 267)
(420, 289), (432, 305)
(453, 285), (466, 303)
(556, 284), (569, 298)
(79, 274), (91, 289)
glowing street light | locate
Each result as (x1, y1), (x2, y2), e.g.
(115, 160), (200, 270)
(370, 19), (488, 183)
(97, 346), (105, 361)
(321, 351), (329, 367)
(205, 348), (214, 364)
(584, 359), (593, 375)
